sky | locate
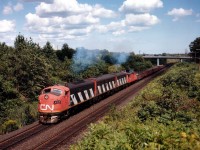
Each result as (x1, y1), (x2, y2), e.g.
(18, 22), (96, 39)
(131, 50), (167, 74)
(0, 0), (200, 54)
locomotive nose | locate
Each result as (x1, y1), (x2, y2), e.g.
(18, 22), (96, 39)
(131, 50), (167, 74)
(38, 85), (70, 123)
(38, 86), (70, 113)
(39, 94), (58, 112)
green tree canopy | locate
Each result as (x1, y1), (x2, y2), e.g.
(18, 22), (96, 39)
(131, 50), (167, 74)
(56, 43), (76, 61)
(122, 53), (152, 72)
(42, 41), (56, 59)
(189, 37), (200, 61)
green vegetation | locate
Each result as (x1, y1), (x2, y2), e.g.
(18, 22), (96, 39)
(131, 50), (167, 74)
(189, 37), (200, 62)
(0, 35), (152, 134)
(70, 62), (200, 150)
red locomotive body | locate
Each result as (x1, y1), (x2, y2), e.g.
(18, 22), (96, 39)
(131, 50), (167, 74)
(38, 85), (70, 123)
(127, 72), (137, 83)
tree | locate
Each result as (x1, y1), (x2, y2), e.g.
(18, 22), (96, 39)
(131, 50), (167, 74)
(14, 34), (41, 52)
(56, 43), (76, 61)
(24, 106), (35, 125)
(81, 60), (109, 78)
(101, 53), (117, 65)
(42, 41), (56, 58)
(0, 42), (10, 59)
(189, 37), (200, 62)
(14, 34), (26, 50)
(0, 35), (53, 100)
(108, 65), (124, 73)
(0, 42), (8, 52)
(122, 53), (152, 72)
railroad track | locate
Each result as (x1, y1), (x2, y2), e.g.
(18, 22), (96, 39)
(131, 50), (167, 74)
(0, 65), (170, 150)
(0, 123), (50, 149)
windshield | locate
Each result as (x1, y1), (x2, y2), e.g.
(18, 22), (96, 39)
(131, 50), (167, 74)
(51, 88), (62, 96)
(42, 88), (62, 96)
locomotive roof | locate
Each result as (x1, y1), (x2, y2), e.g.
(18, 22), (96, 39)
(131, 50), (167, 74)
(67, 79), (94, 89)
(43, 85), (69, 91)
(95, 74), (115, 81)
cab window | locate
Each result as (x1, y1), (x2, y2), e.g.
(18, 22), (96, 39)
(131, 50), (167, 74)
(51, 88), (62, 96)
(42, 88), (62, 96)
(43, 88), (51, 94)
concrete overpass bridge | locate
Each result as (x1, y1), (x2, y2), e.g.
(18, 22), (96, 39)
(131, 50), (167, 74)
(143, 55), (193, 66)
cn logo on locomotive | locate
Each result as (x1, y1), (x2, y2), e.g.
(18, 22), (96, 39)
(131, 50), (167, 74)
(40, 104), (54, 111)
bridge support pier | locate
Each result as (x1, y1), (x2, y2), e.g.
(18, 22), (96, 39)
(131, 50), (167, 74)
(180, 59), (183, 62)
(157, 58), (160, 66)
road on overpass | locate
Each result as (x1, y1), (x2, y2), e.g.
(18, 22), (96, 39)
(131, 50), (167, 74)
(142, 55), (193, 66)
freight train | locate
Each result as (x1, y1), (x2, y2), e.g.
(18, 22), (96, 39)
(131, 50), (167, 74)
(38, 65), (164, 123)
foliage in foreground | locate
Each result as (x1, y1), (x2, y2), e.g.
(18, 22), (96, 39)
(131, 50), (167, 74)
(70, 62), (200, 150)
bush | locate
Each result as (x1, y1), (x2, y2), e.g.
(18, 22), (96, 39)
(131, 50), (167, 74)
(70, 121), (131, 150)
(1, 120), (19, 133)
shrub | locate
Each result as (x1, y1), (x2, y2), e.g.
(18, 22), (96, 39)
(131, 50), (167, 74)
(1, 120), (19, 133)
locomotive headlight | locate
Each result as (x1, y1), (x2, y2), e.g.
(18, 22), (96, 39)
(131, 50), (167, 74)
(44, 94), (49, 99)
(54, 100), (61, 104)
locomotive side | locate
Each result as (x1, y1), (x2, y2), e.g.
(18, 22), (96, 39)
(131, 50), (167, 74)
(67, 79), (95, 107)
(38, 66), (164, 123)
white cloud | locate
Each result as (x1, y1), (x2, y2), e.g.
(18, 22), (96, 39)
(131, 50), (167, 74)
(14, 3), (24, 11)
(0, 33), (16, 46)
(35, 0), (92, 17)
(35, 0), (116, 18)
(3, 5), (13, 15)
(2, 3), (24, 15)
(119, 0), (163, 13)
(95, 13), (159, 35)
(25, 0), (117, 41)
(24, 0), (160, 45)
(25, 13), (97, 39)
(95, 21), (125, 36)
(0, 20), (15, 32)
(23, 0), (53, 2)
(65, 14), (99, 25)
(112, 30), (125, 36)
(92, 4), (117, 18)
(25, 13), (99, 30)
(168, 8), (193, 21)
(128, 26), (150, 32)
(97, 22), (124, 33)
(26, 13), (51, 27)
(124, 13), (160, 26)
